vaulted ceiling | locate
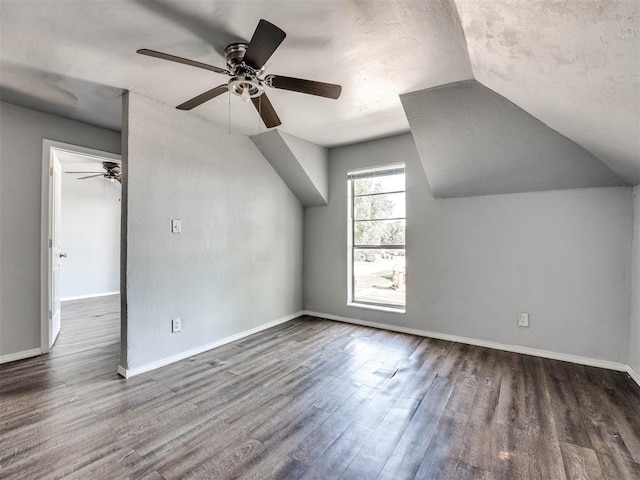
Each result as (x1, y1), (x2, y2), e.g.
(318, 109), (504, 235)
(1, 0), (638, 195)
(456, 0), (640, 185)
(402, 80), (627, 197)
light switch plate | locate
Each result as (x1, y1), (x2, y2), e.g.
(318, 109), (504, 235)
(171, 219), (181, 234)
(172, 317), (182, 333)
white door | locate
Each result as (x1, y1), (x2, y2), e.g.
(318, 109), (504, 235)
(51, 156), (63, 346)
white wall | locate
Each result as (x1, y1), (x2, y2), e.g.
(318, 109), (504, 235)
(305, 133), (633, 364)
(60, 169), (120, 300)
(122, 92), (303, 372)
(630, 186), (640, 374)
(0, 101), (120, 359)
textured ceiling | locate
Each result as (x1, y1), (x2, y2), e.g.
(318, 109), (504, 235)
(0, 0), (472, 146)
(1, 0), (638, 186)
(454, 0), (640, 183)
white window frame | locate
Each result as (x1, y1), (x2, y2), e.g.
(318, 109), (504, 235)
(347, 164), (406, 313)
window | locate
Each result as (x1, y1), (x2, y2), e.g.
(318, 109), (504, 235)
(348, 165), (405, 311)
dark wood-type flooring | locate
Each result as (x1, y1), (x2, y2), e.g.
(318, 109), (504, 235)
(1, 295), (639, 479)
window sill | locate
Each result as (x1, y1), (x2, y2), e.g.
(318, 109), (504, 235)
(348, 302), (406, 314)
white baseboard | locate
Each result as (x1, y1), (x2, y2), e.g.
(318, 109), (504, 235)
(628, 366), (640, 388)
(117, 310), (304, 378)
(303, 310), (629, 373)
(114, 308), (640, 386)
(0, 348), (42, 365)
(62, 291), (120, 302)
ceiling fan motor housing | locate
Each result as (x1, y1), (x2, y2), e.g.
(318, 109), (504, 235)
(103, 161), (122, 181)
(224, 43), (248, 71)
(103, 161), (120, 172)
(225, 42), (265, 99)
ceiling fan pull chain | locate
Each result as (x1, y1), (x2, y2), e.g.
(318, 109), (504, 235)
(228, 88), (231, 135)
(258, 95), (262, 149)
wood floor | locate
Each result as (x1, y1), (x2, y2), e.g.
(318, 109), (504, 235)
(1, 296), (639, 479)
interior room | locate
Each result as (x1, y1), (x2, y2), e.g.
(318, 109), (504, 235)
(0, 1), (638, 478)
(58, 150), (121, 298)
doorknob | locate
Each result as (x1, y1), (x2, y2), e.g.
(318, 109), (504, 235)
(59, 253), (67, 258)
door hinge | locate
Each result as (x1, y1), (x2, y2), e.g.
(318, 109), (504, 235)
(49, 238), (53, 248)
(48, 310), (52, 319)
(49, 167), (53, 176)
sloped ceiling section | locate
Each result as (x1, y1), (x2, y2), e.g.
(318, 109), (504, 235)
(454, 0), (640, 184)
(278, 130), (329, 203)
(401, 80), (627, 198)
(0, 62), (123, 131)
(251, 130), (328, 207)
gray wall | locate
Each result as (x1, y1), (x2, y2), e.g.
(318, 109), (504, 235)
(123, 92), (303, 371)
(251, 131), (327, 207)
(630, 186), (640, 373)
(279, 131), (329, 204)
(401, 80), (626, 198)
(0, 101), (120, 358)
(304, 133), (633, 363)
(60, 171), (120, 299)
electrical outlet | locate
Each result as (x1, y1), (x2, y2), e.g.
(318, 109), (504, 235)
(517, 312), (529, 327)
(172, 317), (182, 333)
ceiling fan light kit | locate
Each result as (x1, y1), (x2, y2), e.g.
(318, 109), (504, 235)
(137, 19), (342, 128)
(228, 75), (263, 101)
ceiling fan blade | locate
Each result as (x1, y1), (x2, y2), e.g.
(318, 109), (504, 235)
(78, 174), (105, 180)
(243, 20), (286, 70)
(137, 49), (229, 75)
(176, 84), (228, 110)
(66, 171), (102, 174)
(251, 93), (281, 128)
(265, 75), (342, 99)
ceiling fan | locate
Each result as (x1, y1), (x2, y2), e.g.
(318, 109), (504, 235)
(137, 19), (342, 128)
(67, 161), (122, 183)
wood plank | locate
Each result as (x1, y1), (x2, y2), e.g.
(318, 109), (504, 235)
(1, 295), (638, 479)
(338, 396), (421, 478)
(560, 441), (605, 480)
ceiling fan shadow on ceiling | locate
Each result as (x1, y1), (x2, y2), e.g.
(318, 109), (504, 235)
(137, 19), (342, 128)
(66, 161), (122, 183)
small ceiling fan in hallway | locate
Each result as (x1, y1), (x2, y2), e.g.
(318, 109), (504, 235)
(67, 161), (122, 183)
(137, 19), (342, 128)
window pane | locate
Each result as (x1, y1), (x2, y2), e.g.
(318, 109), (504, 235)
(354, 192), (405, 220)
(349, 166), (405, 309)
(353, 173), (405, 196)
(354, 219), (405, 246)
(353, 248), (405, 307)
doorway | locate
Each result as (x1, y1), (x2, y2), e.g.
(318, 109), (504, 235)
(40, 140), (122, 353)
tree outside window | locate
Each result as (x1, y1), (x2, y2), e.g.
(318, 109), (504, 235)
(349, 167), (405, 309)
